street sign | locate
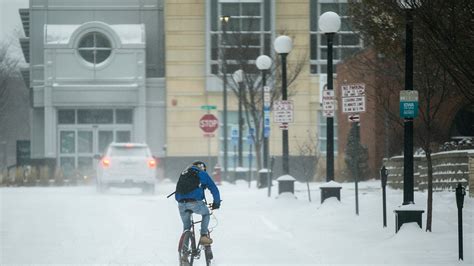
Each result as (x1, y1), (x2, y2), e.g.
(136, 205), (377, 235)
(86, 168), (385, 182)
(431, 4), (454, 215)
(341, 83), (366, 114)
(279, 123), (289, 130)
(323, 109), (335, 117)
(200, 105), (217, 110)
(322, 89), (335, 111)
(273, 100), (294, 123)
(399, 90), (419, 118)
(199, 114), (219, 133)
(247, 128), (255, 145)
(341, 83), (365, 97)
(231, 127), (238, 145)
(348, 114), (360, 123)
(342, 97), (366, 113)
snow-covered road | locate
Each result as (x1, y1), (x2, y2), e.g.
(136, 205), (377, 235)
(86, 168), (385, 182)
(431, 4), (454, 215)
(1, 179), (472, 265)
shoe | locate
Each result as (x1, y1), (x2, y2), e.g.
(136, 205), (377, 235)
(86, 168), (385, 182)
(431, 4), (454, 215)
(199, 234), (213, 245)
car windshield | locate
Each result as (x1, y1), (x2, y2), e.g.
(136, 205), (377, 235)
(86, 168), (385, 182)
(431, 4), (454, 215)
(108, 146), (149, 157)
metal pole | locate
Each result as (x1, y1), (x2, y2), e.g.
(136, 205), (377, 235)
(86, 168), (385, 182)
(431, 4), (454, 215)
(238, 81), (244, 167)
(403, 10), (414, 205)
(280, 53), (289, 174)
(220, 17), (229, 182)
(262, 70), (268, 171)
(248, 144), (252, 188)
(382, 185), (387, 227)
(381, 165), (388, 227)
(326, 32), (335, 182)
(355, 123), (360, 215)
(268, 156), (275, 197)
(458, 205), (463, 260)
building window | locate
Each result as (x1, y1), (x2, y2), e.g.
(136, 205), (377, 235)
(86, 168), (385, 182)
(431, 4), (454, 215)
(318, 111), (338, 155)
(78, 109), (114, 124)
(310, 0), (363, 74)
(115, 109), (133, 124)
(77, 32), (112, 65)
(209, 0), (272, 75)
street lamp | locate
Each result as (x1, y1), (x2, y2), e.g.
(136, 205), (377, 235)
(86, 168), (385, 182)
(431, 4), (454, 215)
(318, 11), (343, 203)
(274, 35), (292, 175)
(319, 11), (340, 182)
(398, 0), (419, 206)
(233, 69), (244, 168)
(220, 15), (230, 181)
(256, 55), (272, 191)
(393, 0), (424, 233)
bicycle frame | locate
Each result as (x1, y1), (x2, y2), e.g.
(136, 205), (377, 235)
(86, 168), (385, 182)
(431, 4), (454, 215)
(178, 210), (213, 266)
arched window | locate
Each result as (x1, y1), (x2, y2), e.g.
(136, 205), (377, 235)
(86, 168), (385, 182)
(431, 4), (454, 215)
(78, 32), (112, 64)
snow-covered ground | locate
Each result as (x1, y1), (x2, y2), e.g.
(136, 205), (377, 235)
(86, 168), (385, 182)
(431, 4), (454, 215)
(1, 179), (472, 265)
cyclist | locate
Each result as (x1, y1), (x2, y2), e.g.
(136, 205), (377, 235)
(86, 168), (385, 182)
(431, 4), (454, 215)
(175, 161), (221, 245)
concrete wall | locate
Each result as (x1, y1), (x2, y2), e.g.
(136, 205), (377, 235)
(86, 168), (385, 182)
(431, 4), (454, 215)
(384, 150), (472, 193)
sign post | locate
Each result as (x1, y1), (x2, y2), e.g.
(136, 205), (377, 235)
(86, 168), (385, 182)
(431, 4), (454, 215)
(273, 100), (293, 129)
(199, 113), (219, 166)
(341, 83), (366, 215)
(322, 89), (335, 117)
(399, 90), (419, 118)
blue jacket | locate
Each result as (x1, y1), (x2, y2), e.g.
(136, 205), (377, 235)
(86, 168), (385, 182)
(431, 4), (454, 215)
(175, 166), (221, 203)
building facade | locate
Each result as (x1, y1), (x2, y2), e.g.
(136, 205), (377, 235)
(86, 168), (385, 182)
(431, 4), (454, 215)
(20, 0), (363, 180)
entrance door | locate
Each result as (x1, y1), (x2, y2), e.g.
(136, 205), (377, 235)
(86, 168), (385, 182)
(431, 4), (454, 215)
(58, 126), (132, 177)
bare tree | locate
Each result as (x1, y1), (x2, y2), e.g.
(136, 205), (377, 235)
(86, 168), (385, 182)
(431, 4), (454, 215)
(219, 17), (307, 170)
(294, 130), (321, 202)
(349, 0), (474, 102)
(347, 0), (468, 231)
(0, 41), (21, 116)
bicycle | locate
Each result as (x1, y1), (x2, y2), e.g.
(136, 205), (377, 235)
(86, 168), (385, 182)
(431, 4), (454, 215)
(178, 207), (214, 266)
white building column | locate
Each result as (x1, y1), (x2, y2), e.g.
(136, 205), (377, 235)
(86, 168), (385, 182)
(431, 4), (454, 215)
(43, 86), (56, 158)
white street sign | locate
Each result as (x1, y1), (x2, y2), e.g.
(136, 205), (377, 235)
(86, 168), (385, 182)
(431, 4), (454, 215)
(341, 84), (365, 97)
(342, 97), (366, 113)
(400, 90), (418, 101)
(341, 83), (366, 114)
(279, 123), (289, 130)
(347, 114), (360, 123)
(322, 89), (336, 111)
(273, 100), (294, 123)
(322, 110), (335, 117)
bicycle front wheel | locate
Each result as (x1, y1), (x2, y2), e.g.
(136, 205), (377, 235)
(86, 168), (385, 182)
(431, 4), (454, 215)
(204, 245), (213, 266)
(178, 231), (196, 266)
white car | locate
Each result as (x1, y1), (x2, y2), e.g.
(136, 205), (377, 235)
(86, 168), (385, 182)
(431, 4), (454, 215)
(96, 143), (157, 194)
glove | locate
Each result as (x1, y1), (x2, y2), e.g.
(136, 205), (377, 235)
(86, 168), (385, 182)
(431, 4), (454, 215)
(211, 202), (220, 210)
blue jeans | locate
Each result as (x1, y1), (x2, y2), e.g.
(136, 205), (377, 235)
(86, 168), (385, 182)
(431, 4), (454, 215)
(178, 201), (210, 235)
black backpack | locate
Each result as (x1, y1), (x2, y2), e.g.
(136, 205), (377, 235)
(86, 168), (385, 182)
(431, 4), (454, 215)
(175, 167), (200, 194)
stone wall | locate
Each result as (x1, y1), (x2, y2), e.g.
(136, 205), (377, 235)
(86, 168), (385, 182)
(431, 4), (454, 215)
(384, 150), (472, 195)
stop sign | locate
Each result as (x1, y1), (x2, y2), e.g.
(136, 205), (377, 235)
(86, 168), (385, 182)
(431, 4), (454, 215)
(199, 114), (219, 133)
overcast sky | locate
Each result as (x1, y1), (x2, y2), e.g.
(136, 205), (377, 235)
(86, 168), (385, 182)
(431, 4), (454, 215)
(0, 0), (28, 40)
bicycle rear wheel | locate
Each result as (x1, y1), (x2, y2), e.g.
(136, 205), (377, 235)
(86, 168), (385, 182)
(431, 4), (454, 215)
(204, 245), (213, 266)
(178, 231), (196, 266)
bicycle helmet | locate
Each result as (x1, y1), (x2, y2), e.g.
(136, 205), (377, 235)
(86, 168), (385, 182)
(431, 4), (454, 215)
(192, 161), (207, 172)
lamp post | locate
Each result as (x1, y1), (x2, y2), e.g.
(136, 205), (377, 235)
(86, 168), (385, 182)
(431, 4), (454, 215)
(393, 0), (425, 233)
(318, 11), (342, 203)
(399, 0), (417, 205)
(319, 11), (340, 182)
(274, 35), (292, 175)
(233, 69), (244, 168)
(220, 15), (230, 181)
(256, 55), (272, 191)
